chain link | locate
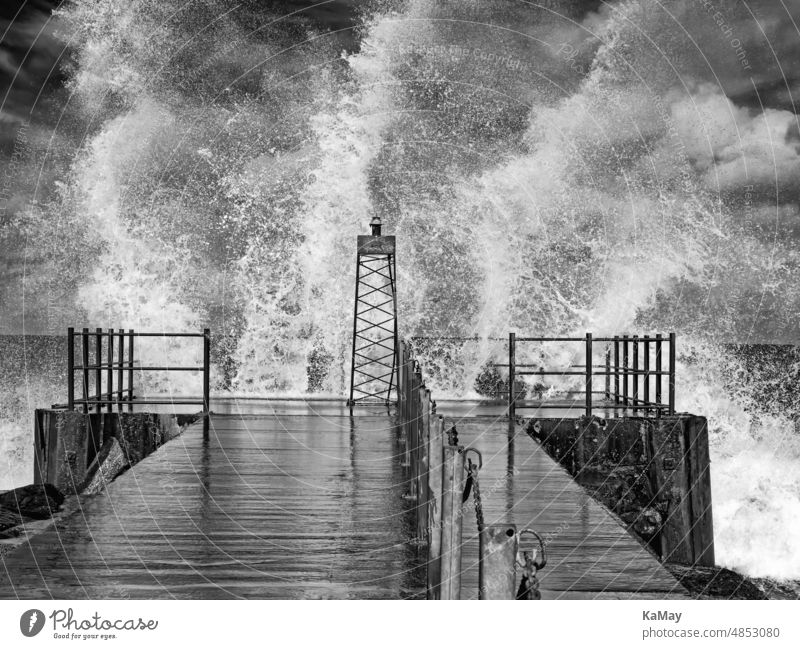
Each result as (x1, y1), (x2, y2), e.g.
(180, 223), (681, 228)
(516, 550), (541, 600)
(467, 459), (484, 533)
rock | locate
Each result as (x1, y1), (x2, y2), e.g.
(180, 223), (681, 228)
(81, 438), (128, 496)
(0, 523), (22, 539)
(0, 483), (65, 520)
(666, 563), (768, 600)
(0, 506), (23, 533)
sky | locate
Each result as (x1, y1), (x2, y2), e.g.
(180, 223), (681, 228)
(1, 0), (799, 339)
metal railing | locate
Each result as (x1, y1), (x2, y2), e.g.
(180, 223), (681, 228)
(505, 332), (676, 419)
(65, 327), (210, 412)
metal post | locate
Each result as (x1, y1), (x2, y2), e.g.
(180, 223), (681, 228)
(632, 334), (639, 408)
(416, 387), (431, 541)
(128, 329), (134, 412)
(107, 328), (114, 414)
(644, 338), (650, 412)
(398, 341), (406, 440)
(604, 346), (610, 401)
(415, 370), (424, 502)
(427, 415), (444, 599)
(203, 328), (211, 412)
(585, 332), (592, 417)
(95, 328), (102, 414)
(669, 332), (676, 415)
(614, 336), (620, 406)
(67, 327), (74, 410)
(346, 255), (361, 407)
(440, 445), (465, 600)
(81, 328), (89, 414)
(389, 253), (399, 405)
(401, 345), (410, 468)
(403, 346), (409, 436)
(508, 332), (516, 421)
(655, 333), (662, 412)
(409, 369), (420, 501)
(117, 331), (124, 410)
(479, 524), (518, 600)
(622, 336), (629, 407)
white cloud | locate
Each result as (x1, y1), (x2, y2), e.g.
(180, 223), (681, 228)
(670, 83), (800, 191)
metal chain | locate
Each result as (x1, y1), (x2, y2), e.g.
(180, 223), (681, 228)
(516, 550), (541, 600)
(516, 530), (546, 600)
(468, 459), (485, 533)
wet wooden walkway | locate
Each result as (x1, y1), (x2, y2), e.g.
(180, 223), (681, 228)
(0, 402), (684, 599)
(449, 414), (686, 599)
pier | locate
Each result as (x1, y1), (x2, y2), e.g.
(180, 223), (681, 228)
(0, 402), (685, 599)
(0, 219), (712, 600)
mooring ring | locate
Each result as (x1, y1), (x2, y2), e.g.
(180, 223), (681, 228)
(462, 447), (483, 470)
(517, 528), (547, 569)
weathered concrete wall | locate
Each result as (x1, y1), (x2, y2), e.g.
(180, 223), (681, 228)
(34, 410), (200, 495)
(527, 414), (714, 568)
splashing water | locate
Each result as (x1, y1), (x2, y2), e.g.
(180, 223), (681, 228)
(2, 0), (800, 579)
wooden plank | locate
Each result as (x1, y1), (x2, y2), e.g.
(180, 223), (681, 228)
(439, 444), (465, 599)
(416, 388), (430, 541)
(426, 415), (444, 599)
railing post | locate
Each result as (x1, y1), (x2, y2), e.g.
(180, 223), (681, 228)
(117, 331), (124, 410)
(585, 332), (592, 417)
(127, 329), (134, 412)
(622, 336), (629, 408)
(479, 524), (518, 600)
(107, 328), (114, 414)
(427, 415), (444, 599)
(604, 345), (610, 402)
(655, 333), (662, 412)
(644, 337), (650, 413)
(632, 334), (639, 409)
(440, 444), (465, 600)
(81, 328), (89, 414)
(67, 327), (74, 410)
(613, 336), (620, 407)
(668, 332), (676, 415)
(508, 332), (516, 421)
(95, 328), (102, 414)
(203, 328), (211, 412)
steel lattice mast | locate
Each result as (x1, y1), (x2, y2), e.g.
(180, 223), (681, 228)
(347, 216), (399, 406)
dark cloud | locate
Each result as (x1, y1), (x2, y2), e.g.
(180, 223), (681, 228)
(0, 0), (67, 150)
